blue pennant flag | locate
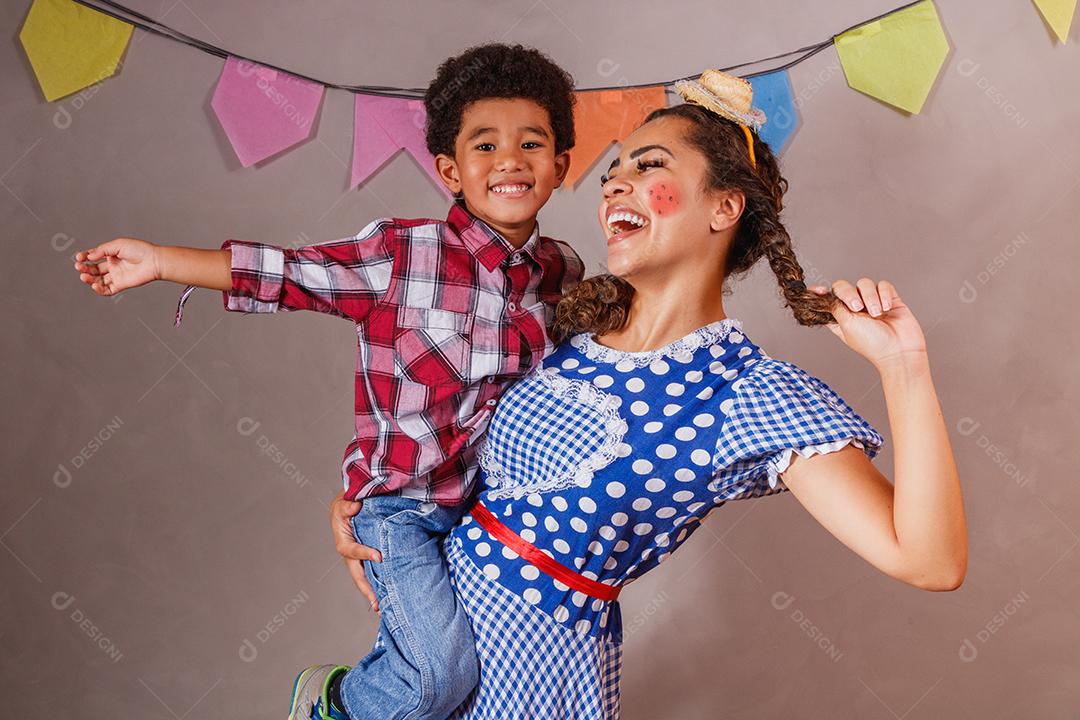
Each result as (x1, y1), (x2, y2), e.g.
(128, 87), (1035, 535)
(749, 70), (799, 154)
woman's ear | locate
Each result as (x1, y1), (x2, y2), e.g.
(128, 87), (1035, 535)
(435, 154), (462, 195)
(709, 189), (745, 233)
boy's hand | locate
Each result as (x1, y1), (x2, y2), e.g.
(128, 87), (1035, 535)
(74, 238), (161, 296)
(330, 491), (382, 614)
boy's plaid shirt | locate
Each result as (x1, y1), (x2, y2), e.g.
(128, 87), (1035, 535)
(175, 202), (584, 504)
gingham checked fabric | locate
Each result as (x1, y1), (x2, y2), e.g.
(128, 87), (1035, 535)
(445, 534), (623, 720)
(711, 358), (886, 498)
(479, 368), (628, 500)
(175, 202), (584, 504)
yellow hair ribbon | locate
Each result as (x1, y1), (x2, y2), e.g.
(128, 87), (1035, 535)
(739, 123), (756, 170)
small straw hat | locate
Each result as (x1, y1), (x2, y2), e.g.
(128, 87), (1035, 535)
(674, 70), (767, 131)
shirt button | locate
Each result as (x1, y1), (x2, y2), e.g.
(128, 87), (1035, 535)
(487, 376), (497, 383)
(485, 399), (497, 406)
(507, 302), (517, 312)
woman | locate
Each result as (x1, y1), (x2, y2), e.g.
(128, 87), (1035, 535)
(329, 71), (967, 718)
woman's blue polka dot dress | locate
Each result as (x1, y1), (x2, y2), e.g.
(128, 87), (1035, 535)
(445, 318), (885, 719)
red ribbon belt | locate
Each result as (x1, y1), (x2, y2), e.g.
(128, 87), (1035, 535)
(469, 501), (621, 602)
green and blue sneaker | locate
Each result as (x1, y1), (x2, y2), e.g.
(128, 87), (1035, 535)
(287, 664), (350, 720)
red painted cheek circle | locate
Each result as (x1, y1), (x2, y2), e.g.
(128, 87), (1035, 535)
(646, 183), (680, 216)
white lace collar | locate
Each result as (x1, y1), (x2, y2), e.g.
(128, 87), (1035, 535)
(571, 318), (743, 367)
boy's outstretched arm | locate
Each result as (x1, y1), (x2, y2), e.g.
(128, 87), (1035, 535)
(76, 226), (393, 325)
(74, 238), (230, 296)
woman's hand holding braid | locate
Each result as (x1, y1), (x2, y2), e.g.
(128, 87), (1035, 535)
(811, 278), (928, 372)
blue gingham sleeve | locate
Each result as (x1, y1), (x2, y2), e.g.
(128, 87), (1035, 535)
(711, 358), (885, 499)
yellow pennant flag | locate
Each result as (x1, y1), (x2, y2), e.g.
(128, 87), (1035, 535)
(19, 0), (133, 102)
(1033, 0), (1076, 42)
(835, 0), (950, 114)
(565, 87), (668, 188)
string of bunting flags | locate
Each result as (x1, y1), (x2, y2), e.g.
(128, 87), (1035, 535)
(18, 0), (1077, 192)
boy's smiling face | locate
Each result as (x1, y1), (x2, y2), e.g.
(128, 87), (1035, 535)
(435, 98), (570, 248)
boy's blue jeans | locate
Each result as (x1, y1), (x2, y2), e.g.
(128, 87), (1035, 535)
(338, 495), (478, 720)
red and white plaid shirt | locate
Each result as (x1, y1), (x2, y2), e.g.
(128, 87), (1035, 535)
(175, 202), (584, 504)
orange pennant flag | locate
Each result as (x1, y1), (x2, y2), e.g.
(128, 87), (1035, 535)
(565, 87), (668, 188)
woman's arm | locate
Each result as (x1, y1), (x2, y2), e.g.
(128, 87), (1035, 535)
(779, 279), (967, 591)
(328, 491), (383, 613)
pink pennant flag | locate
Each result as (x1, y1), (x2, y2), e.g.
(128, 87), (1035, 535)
(351, 95), (449, 195)
(211, 56), (325, 167)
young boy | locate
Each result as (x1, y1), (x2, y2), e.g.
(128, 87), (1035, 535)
(73, 44), (583, 720)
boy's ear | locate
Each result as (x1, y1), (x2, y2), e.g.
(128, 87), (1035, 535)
(553, 150), (571, 189)
(435, 154), (462, 195)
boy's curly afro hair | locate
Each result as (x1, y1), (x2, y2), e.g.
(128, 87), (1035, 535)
(424, 43), (576, 158)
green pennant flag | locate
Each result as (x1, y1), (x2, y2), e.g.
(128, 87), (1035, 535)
(835, 0), (950, 114)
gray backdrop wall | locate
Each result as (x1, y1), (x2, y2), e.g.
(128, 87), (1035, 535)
(3, 0), (1077, 718)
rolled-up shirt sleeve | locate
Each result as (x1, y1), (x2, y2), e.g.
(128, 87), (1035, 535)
(175, 219), (395, 326)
